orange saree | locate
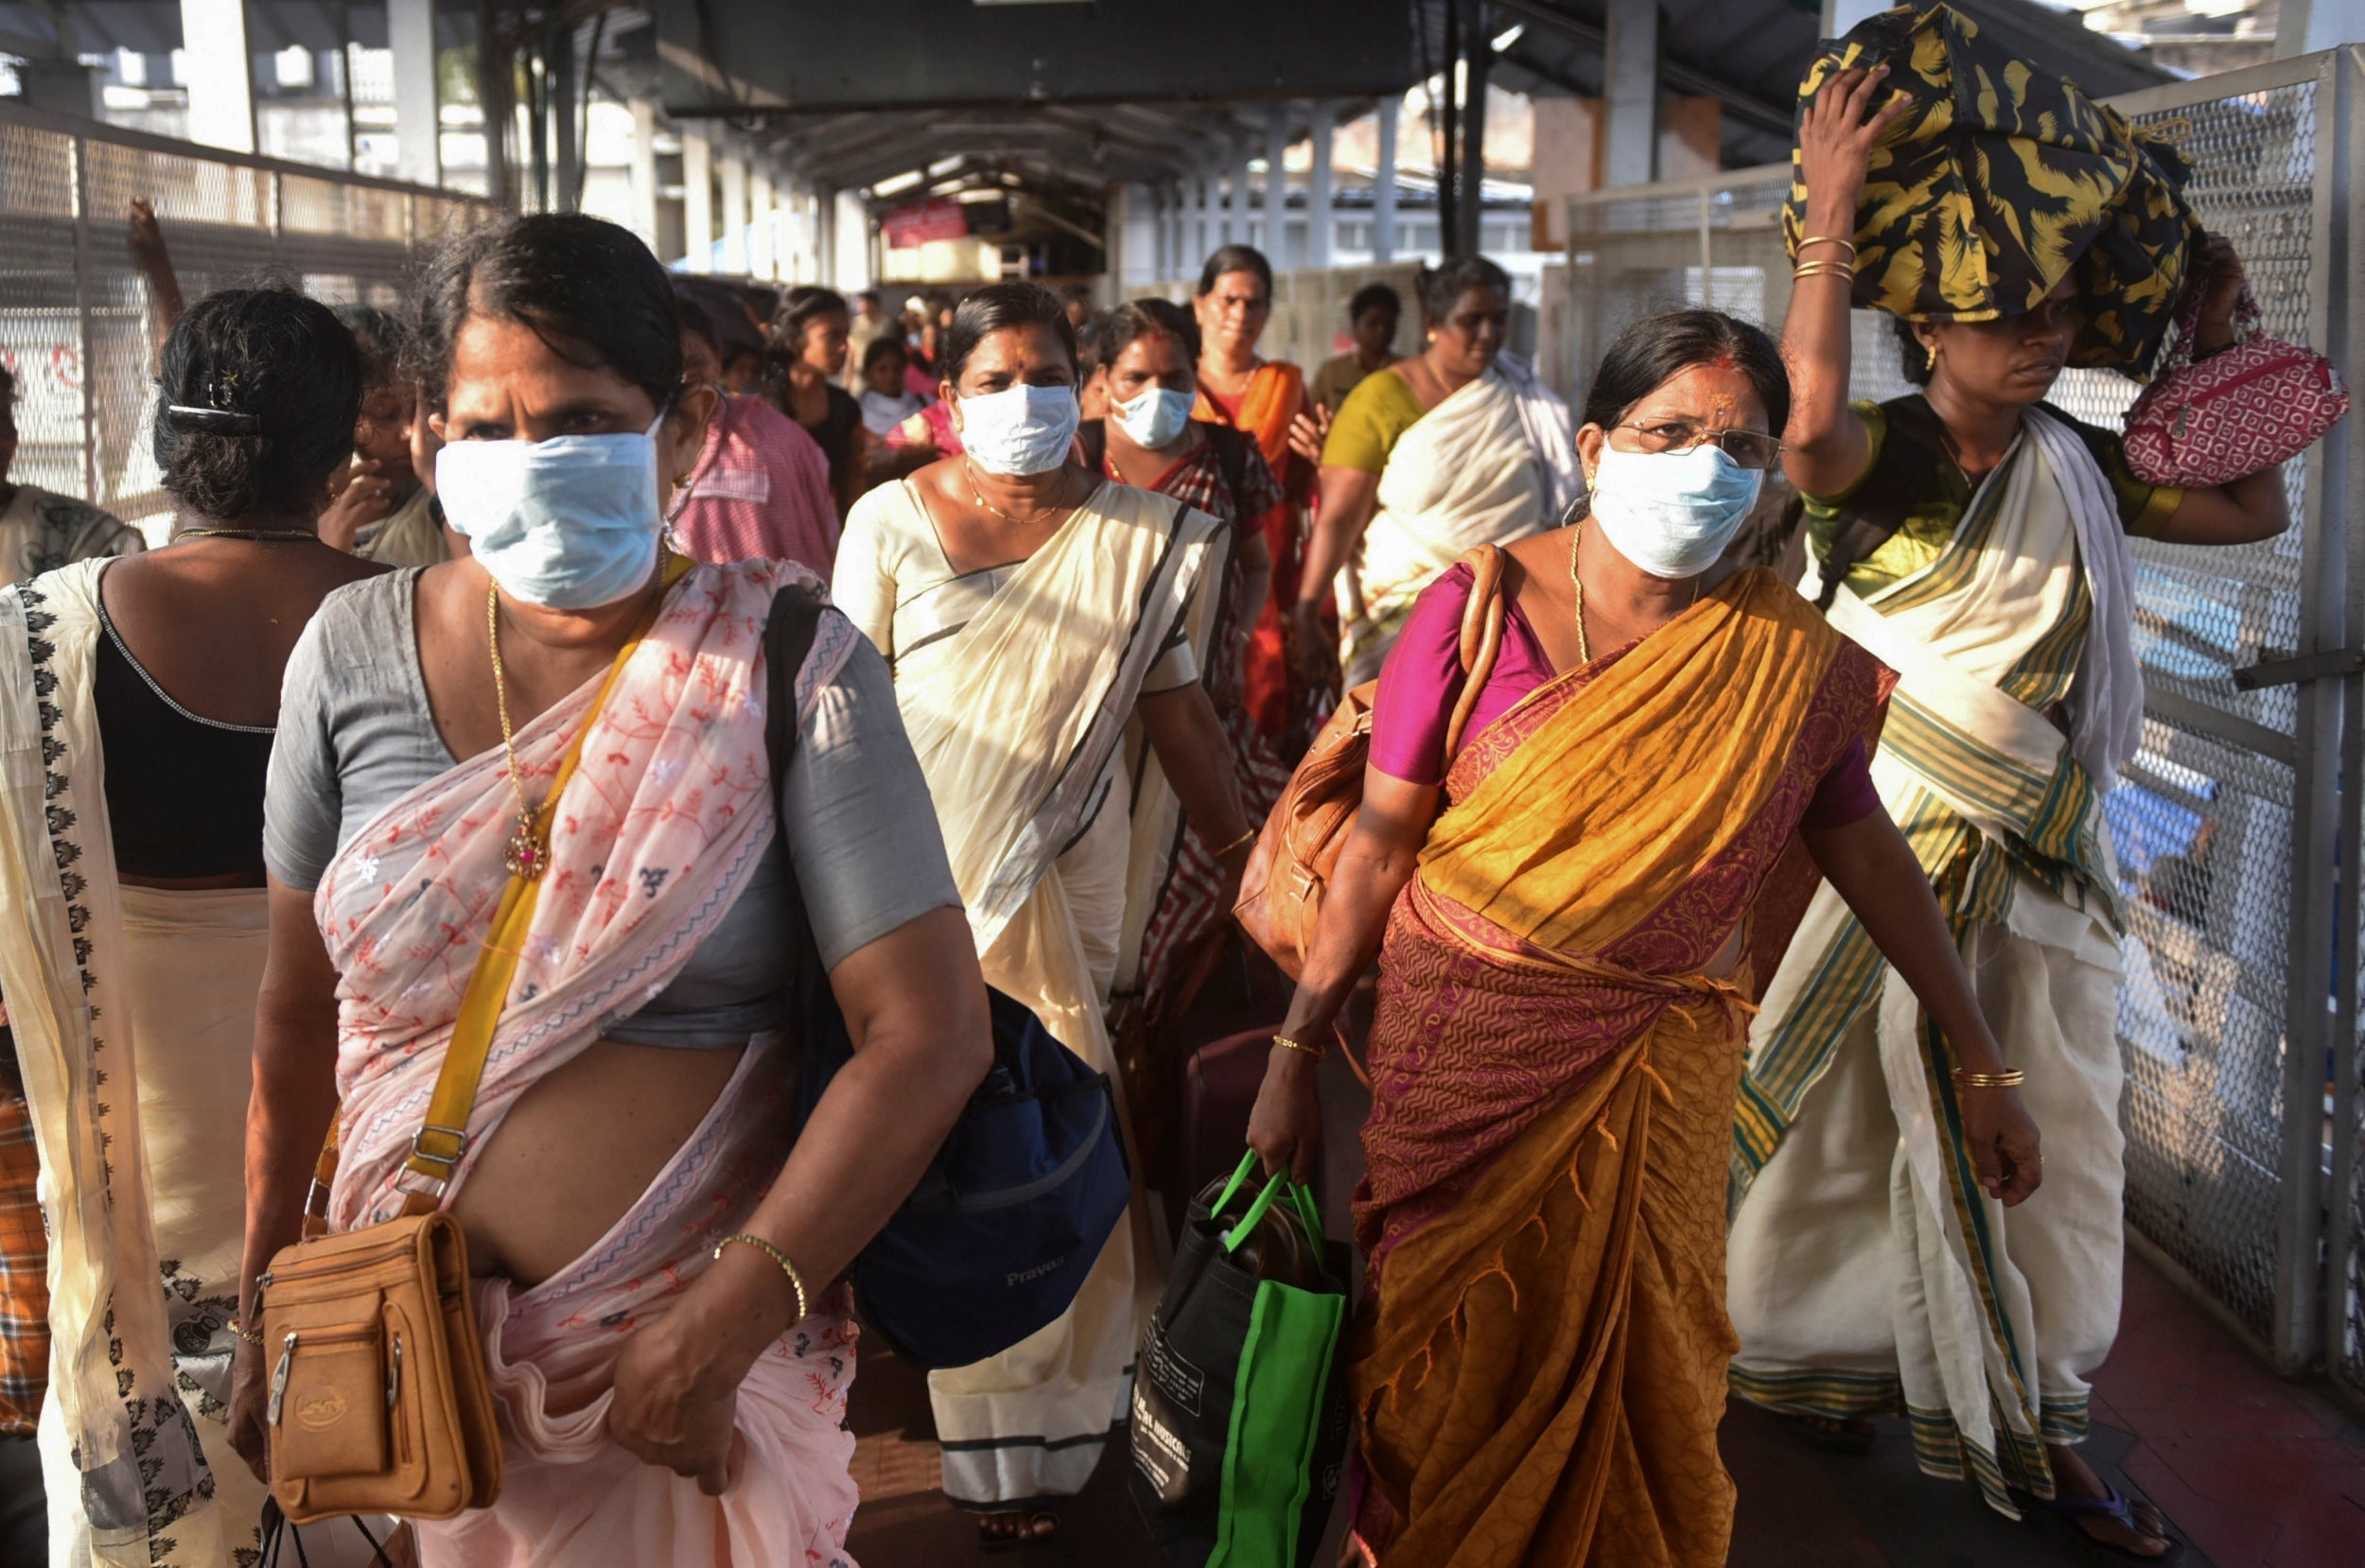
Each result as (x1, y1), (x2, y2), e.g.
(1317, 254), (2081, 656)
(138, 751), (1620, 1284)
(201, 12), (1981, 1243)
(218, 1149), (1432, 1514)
(1197, 360), (1310, 741)
(1350, 570), (1892, 1566)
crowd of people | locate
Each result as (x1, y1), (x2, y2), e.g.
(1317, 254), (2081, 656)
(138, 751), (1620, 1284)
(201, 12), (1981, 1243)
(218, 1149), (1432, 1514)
(0, 44), (2320, 1568)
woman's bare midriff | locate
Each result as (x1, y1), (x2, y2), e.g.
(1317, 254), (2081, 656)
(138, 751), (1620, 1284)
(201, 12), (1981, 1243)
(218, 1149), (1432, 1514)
(449, 1038), (746, 1288)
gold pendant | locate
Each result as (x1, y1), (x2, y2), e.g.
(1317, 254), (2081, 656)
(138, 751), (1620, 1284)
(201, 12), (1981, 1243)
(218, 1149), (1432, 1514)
(503, 814), (549, 880)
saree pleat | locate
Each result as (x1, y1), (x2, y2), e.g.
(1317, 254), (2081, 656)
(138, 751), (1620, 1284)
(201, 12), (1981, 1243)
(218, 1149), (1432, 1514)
(1350, 571), (1891, 1565)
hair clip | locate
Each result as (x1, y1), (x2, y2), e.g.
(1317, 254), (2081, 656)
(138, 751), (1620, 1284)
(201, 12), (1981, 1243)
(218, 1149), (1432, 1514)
(164, 405), (263, 436)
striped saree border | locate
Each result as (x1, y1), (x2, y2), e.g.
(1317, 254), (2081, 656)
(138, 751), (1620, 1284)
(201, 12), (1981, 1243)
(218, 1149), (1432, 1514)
(1726, 1364), (1902, 1419)
(1906, 1403), (2055, 1517)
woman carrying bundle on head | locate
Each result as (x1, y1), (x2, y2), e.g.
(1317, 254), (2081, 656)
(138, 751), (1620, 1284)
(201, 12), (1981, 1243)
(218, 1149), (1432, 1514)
(1295, 255), (1579, 690)
(1246, 306), (2042, 1568)
(835, 281), (1254, 1552)
(229, 214), (991, 1566)
(1726, 15), (2310, 1559)
(4, 287), (390, 1565)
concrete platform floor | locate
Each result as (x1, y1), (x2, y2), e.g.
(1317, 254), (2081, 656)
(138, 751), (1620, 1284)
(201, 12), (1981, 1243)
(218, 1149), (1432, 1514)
(841, 1236), (2365, 1567)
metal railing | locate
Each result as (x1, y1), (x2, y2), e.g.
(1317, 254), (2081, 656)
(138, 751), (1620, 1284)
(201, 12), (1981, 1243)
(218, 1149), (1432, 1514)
(1564, 48), (2365, 1402)
(0, 99), (498, 529)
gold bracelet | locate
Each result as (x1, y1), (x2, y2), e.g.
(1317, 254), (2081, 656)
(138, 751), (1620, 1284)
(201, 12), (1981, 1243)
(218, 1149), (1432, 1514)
(713, 1232), (811, 1323)
(1794, 261), (1857, 282)
(1952, 1067), (2026, 1089)
(1272, 1033), (1327, 1062)
(1796, 235), (1859, 258)
(227, 1317), (264, 1348)
(1210, 827), (1259, 860)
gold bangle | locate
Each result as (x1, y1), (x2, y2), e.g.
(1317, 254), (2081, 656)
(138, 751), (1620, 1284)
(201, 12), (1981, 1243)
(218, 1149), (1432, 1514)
(1796, 235), (1859, 258)
(713, 1232), (811, 1323)
(1952, 1067), (2026, 1089)
(227, 1317), (264, 1348)
(1210, 827), (1259, 860)
(1794, 261), (1857, 282)
(1272, 1033), (1327, 1062)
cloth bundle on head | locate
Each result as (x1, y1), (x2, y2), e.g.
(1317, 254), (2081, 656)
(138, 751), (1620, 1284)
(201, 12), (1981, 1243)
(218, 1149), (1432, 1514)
(1784, 4), (2200, 377)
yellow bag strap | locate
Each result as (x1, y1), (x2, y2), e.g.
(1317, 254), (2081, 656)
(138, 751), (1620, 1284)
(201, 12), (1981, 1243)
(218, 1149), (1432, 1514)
(303, 556), (691, 1236)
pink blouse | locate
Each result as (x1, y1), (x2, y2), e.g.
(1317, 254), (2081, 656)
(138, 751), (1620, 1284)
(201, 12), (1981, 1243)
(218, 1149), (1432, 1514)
(671, 395), (842, 577)
(1368, 564), (1881, 829)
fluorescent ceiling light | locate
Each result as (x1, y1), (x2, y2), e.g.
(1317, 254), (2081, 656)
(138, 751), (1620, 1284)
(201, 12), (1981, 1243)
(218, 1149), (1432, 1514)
(872, 168), (924, 197)
(1492, 22), (1524, 50)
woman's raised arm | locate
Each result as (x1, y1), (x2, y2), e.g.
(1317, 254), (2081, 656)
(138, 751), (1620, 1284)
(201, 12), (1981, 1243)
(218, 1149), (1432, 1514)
(1781, 66), (1913, 498)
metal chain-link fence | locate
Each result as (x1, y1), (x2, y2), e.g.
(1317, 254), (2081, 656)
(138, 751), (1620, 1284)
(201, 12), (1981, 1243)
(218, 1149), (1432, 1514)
(1564, 49), (2364, 1397)
(0, 99), (495, 534)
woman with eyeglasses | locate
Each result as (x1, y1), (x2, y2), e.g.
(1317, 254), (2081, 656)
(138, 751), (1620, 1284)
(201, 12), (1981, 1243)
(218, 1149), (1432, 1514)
(1246, 308), (2040, 1567)
(1726, 65), (2292, 1562)
(1295, 255), (1579, 692)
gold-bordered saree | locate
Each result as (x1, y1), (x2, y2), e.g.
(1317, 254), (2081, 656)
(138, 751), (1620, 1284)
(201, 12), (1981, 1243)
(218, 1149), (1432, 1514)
(1349, 568), (1892, 1567)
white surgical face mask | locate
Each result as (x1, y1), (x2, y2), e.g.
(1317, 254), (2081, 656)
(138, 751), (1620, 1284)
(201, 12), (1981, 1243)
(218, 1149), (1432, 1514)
(957, 382), (1079, 476)
(1585, 441), (1764, 580)
(1112, 385), (1195, 450)
(435, 412), (666, 610)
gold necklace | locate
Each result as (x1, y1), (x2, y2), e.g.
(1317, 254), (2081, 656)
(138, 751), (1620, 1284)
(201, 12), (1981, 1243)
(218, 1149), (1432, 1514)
(485, 546), (669, 880)
(962, 461), (1072, 528)
(1569, 519), (1702, 667)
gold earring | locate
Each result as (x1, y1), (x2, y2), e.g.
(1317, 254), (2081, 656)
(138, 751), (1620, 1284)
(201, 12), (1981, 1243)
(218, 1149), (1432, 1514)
(674, 472), (694, 487)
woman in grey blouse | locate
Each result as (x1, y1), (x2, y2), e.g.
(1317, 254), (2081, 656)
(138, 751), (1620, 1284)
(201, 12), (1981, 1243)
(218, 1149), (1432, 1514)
(227, 215), (989, 1566)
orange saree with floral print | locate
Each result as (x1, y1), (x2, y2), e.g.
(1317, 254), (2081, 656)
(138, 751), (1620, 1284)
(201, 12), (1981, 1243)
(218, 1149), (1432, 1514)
(1349, 569), (1892, 1566)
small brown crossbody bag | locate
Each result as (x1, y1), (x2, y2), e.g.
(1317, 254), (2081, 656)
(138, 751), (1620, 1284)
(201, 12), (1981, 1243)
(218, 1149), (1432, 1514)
(254, 581), (670, 1523)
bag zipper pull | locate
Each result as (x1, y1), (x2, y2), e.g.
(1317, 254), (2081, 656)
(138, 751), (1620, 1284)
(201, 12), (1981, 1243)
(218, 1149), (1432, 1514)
(267, 1333), (298, 1426)
(386, 1333), (402, 1409)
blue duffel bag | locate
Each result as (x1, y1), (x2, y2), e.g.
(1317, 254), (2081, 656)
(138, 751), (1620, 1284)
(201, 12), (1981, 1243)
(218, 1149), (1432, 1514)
(764, 585), (1132, 1370)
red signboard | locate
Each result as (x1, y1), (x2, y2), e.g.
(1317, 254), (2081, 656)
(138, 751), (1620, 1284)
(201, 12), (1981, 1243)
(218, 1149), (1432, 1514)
(885, 199), (971, 249)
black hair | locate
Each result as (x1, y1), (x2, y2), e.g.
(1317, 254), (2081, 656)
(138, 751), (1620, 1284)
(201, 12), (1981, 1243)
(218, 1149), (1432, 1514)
(412, 214), (680, 413)
(1089, 298), (1200, 374)
(335, 305), (411, 392)
(774, 286), (850, 355)
(1416, 256), (1512, 325)
(1893, 314), (1935, 387)
(862, 333), (909, 374)
(152, 287), (361, 520)
(1060, 282), (1095, 305)
(1578, 307), (1790, 436)
(0, 359), (14, 407)
(1349, 282), (1402, 322)
(941, 282), (1079, 388)
(675, 296), (719, 354)
(1196, 245), (1273, 300)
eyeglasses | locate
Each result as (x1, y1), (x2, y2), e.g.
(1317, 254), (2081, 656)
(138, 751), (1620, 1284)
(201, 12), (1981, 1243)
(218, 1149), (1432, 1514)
(1608, 420), (1783, 470)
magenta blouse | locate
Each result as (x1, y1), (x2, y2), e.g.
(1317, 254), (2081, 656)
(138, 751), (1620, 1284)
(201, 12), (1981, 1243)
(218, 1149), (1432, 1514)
(1368, 564), (1881, 829)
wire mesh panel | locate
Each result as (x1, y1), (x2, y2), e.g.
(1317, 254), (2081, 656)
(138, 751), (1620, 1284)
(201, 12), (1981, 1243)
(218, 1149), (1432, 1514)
(0, 104), (496, 528)
(1557, 56), (2356, 1368)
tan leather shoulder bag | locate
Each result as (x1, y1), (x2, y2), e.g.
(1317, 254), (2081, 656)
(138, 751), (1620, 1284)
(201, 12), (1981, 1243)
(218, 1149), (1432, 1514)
(1235, 544), (1507, 980)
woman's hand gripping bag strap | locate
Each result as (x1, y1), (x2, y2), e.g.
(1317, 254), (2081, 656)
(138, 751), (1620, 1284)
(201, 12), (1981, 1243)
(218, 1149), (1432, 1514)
(2124, 278), (2349, 488)
(1129, 1152), (1352, 1568)
(1236, 543), (1506, 980)
(254, 564), (683, 1522)
(762, 586), (1133, 1371)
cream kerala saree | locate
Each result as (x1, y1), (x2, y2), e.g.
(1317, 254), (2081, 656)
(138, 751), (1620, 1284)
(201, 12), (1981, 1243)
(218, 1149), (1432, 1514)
(836, 478), (1226, 1509)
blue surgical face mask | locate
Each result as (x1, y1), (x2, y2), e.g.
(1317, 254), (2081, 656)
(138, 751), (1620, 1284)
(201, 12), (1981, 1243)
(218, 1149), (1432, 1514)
(435, 413), (666, 610)
(957, 382), (1079, 476)
(1585, 441), (1764, 580)
(1112, 385), (1195, 450)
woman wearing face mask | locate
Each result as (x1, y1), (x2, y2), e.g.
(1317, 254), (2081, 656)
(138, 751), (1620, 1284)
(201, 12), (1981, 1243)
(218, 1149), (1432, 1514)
(3, 287), (390, 1567)
(1191, 246), (1324, 749)
(1299, 255), (1580, 689)
(1246, 308), (2041, 1568)
(1726, 67), (2291, 1561)
(227, 215), (991, 1566)
(1076, 298), (1289, 1156)
(834, 282), (1253, 1552)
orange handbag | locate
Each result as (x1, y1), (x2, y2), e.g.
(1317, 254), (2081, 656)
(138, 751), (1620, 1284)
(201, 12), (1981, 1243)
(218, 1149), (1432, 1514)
(1235, 544), (1506, 979)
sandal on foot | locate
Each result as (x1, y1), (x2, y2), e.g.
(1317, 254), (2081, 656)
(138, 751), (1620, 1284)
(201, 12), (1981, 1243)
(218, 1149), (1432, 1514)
(1775, 1411), (1876, 1456)
(2042, 1481), (2184, 1562)
(978, 1509), (1060, 1554)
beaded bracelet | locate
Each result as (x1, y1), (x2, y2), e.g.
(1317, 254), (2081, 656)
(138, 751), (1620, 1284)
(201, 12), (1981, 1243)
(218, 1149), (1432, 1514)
(714, 1232), (812, 1323)
(1272, 1033), (1327, 1063)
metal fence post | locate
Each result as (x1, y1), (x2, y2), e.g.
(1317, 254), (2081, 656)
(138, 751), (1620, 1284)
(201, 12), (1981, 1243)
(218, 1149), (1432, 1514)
(70, 131), (96, 507)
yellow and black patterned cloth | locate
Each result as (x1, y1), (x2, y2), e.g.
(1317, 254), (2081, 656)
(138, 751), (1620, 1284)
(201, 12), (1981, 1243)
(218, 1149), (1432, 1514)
(1784, 5), (2200, 377)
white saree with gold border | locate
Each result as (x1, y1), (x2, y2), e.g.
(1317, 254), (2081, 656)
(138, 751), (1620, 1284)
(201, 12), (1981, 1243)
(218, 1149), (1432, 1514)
(1726, 409), (2145, 1516)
